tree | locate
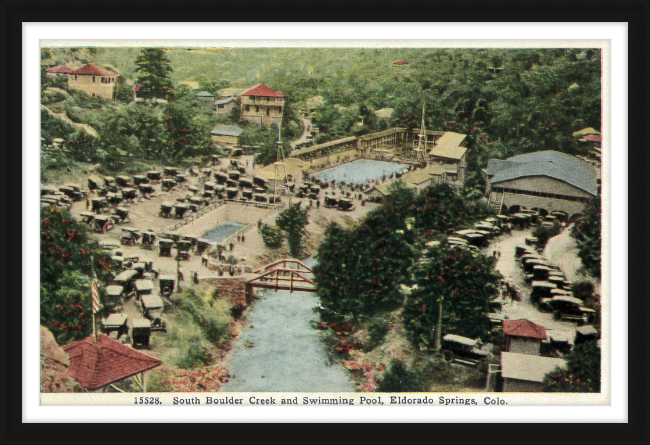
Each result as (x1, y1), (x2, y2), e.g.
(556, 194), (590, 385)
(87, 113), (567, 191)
(543, 341), (601, 392)
(41, 206), (112, 345)
(413, 183), (491, 238)
(313, 186), (417, 320)
(403, 244), (502, 350)
(570, 200), (601, 279)
(134, 48), (173, 99)
(376, 361), (425, 392)
(261, 224), (283, 248)
(276, 204), (309, 258)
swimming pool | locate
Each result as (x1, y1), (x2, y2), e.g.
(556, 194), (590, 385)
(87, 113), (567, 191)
(311, 159), (409, 185)
(201, 222), (245, 243)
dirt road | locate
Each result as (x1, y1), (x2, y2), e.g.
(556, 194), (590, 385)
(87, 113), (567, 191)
(488, 228), (583, 335)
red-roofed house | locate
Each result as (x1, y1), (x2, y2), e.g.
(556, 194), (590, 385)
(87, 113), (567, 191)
(46, 64), (73, 77)
(68, 63), (119, 100)
(63, 334), (162, 391)
(503, 319), (547, 356)
(240, 84), (286, 127)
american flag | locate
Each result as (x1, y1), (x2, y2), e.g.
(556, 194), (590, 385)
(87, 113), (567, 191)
(91, 266), (101, 314)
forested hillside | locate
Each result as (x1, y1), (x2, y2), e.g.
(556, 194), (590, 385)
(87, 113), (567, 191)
(41, 47), (601, 178)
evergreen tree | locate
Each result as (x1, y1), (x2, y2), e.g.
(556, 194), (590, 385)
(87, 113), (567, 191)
(134, 48), (173, 99)
(276, 204), (309, 258)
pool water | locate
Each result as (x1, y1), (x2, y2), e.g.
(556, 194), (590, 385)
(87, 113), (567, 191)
(201, 222), (245, 243)
(311, 159), (409, 185)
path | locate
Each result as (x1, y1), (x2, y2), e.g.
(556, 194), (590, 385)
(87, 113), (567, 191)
(545, 223), (600, 290)
(290, 117), (312, 149)
(41, 104), (99, 137)
(223, 258), (354, 392)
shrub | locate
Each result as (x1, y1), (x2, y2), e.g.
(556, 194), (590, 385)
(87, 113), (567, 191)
(177, 343), (212, 369)
(261, 224), (283, 248)
(230, 303), (245, 320)
(376, 361), (426, 392)
(360, 315), (392, 352)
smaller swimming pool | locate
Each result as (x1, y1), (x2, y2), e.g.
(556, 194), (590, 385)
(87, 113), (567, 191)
(201, 222), (245, 243)
(311, 159), (409, 185)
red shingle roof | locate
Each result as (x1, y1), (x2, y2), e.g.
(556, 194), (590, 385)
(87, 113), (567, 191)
(47, 64), (73, 74)
(503, 319), (547, 340)
(393, 60), (409, 65)
(241, 84), (285, 98)
(69, 63), (119, 77)
(133, 85), (142, 92)
(63, 334), (162, 390)
(582, 134), (601, 142)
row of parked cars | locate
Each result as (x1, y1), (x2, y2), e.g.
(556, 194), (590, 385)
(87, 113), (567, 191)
(99, 250), (176, 348)
(515, 244), (596, 325)
(41, 183), (87, 208)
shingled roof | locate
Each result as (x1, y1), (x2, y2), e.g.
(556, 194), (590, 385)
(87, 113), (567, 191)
(241, 84), (285, 98)
(69, 63), (119, 77)
(63, 334), (162, 390)
(487, 151), (598, 196)
(503, 319), (547, 340)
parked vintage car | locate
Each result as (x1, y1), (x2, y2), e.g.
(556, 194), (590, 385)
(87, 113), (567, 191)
(159, 274), (176, 298)
(158, 238), (174, 257)
(141, 294), (166, 331)
(113, 269), (139, 294)
(131, 319), (152, 348)
(441, 334), (491, 365)
(134, 279), (155, 301)
(101, 314), (129, 340)
(104, 285), (125, 311)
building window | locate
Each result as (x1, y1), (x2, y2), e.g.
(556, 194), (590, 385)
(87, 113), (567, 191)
(218, 104), (224, 109)
(74, 75), (78, 81)
(92, 76), (96, 82)
(256, 106), (259, 113)
(246, 106), (250, 112)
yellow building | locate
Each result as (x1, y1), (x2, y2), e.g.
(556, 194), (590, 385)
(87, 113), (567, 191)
(255, 158), (308, 191)
(240, 84), (285, 128)
(67, 63), (119, 100)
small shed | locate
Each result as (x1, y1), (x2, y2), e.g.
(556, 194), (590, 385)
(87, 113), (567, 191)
(503, 319), (547, 356)
(214, 96), (239, 115)
(210, 124), (246, 145)
(501, 352), (566, 392)
(63, 334), (162, 392)
(195, 91), (216, 102)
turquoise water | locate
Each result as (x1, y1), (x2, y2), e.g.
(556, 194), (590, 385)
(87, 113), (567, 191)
(312, 159), (409, 185)
(223, 257), (355, 392)
(201, 222), (245, 243)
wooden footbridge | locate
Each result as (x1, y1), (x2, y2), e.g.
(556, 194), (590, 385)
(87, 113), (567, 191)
(245, 259), (316, 304)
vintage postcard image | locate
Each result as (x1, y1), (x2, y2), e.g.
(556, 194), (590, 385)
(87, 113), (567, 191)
(38, 40), (608, 406)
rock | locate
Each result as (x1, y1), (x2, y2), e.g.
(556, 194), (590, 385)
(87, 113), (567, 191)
(40, 326), (82, 393)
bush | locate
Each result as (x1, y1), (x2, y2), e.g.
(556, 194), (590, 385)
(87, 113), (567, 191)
(360, 315), (392, 352)
(261, 224), (284, 248)
(230, 303), (245, 320)
(532, 222), (562, 249)
(177, 343), (212, 369)
(376, 361), (426, 392)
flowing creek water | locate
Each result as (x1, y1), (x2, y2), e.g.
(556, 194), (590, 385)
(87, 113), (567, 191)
(223, 258), (355, 392)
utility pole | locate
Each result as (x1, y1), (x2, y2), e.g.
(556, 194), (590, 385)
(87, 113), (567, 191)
(176, 253), (182, 293)
(434, 297), (443, 352)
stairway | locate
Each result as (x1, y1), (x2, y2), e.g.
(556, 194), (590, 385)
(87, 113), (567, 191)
(488, 192), (504, 213)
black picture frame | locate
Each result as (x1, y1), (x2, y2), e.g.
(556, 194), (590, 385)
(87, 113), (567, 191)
(2, 1), (648, 444)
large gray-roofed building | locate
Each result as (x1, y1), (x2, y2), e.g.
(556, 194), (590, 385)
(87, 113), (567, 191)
(486, 151), (598, 218)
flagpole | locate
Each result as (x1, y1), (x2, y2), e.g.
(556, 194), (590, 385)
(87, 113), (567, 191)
(91, 256), (98, 343)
